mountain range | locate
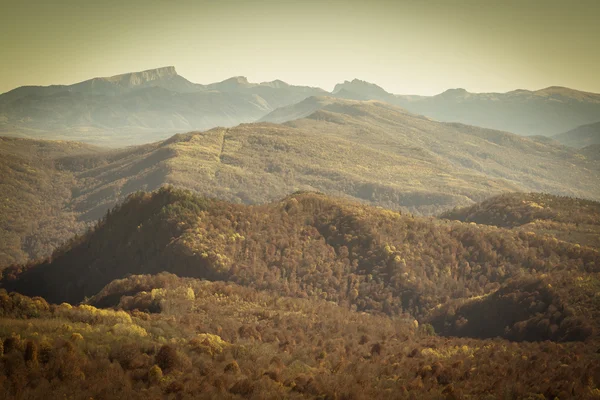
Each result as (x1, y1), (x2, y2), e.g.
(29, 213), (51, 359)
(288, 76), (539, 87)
(3, 67), (600, 400)
(1, 97), (599, 266)
(2, 67), (600, 146)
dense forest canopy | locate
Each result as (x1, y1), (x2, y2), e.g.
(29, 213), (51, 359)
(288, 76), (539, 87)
(3, 188), (599, 341)
(0, 187), (599, 398)
(2, 272), (599, 399)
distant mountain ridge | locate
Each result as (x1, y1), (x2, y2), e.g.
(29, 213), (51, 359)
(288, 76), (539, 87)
(332, 81), (600, 136)
(0, 67), (326, 146)
(2, 66), (600, 145)
(553, 121), (600, 148)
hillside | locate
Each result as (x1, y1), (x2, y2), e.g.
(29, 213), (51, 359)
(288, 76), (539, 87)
(2, 189), (600, 397)
(4, 188), (600, 341)
(3, 272), (599, 399)
(0, 137), (103, 266)
(2, 97), (600, 267)
(440, 193), (600, 248)
(259, 97), (600, 205)
(580, 144), (600, 160)
(553, 121), (600, 148)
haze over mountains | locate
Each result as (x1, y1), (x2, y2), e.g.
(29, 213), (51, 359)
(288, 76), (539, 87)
(2, 71), (600, 400)
(0, 67), (326, 146)
(553, 121), (600, 148)
(2, 67), (600, 146)
(2, 96), (600, 266)
(334, 79), (600, 137)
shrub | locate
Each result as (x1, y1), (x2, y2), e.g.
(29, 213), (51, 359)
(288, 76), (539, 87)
(156, 345), (179, 372)
(24, 340), (38, 366)
(148, 364), (163, 385)
(4, 335), (22, 353)
(224, 360), (240, 374)
(230, 379), (255, 396)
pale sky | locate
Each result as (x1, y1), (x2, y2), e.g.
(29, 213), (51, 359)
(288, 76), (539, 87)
(1, 0), (599, 95)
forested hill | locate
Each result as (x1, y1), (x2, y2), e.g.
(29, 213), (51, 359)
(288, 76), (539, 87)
(440, 193), (600, 249)
(440, 193), (600, 227)
(4, 97), (600, 268)
(3, 187), (599, 342)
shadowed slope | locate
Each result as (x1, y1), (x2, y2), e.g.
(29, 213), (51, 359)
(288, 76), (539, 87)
(3, 188), (599, 343)
(553, 121), (600, 148)
(2, 97), (600, 266)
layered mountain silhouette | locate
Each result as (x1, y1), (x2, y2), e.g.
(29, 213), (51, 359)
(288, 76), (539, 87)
(394, 86), (600, 136)
(2, 67), (600, 145)
(3, 67), (600, 399)
(0, 67), (325, 146)
(2, 97), (599, 265)
(333, 79), (600, 136)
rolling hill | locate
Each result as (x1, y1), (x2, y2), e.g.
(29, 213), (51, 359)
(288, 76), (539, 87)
(0, 137), (104, 265)
(3, 188), (599, 341)
(553, 121), (600, 148)
(2, 187), (600, 399)
(2, 97), (600, 267)
(440, 192), (600, 249)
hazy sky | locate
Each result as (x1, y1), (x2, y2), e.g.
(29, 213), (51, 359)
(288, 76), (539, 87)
(1, 0), (599, 95)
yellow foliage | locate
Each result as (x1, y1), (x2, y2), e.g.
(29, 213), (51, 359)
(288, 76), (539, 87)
(148, 364), (163, 384)
(185, 287), (195, 301)
(151, 288), (167, 301)
(70, 333), (84, 342)
(190, 333), (228, 356)
(62, 304), (133, 325)
(111, 323), (148, 337)
(421, 345), (477, 359)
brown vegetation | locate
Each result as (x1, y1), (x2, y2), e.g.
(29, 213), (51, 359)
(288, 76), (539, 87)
(4, 188), (600, 344)
(2, 97), (600, 268)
